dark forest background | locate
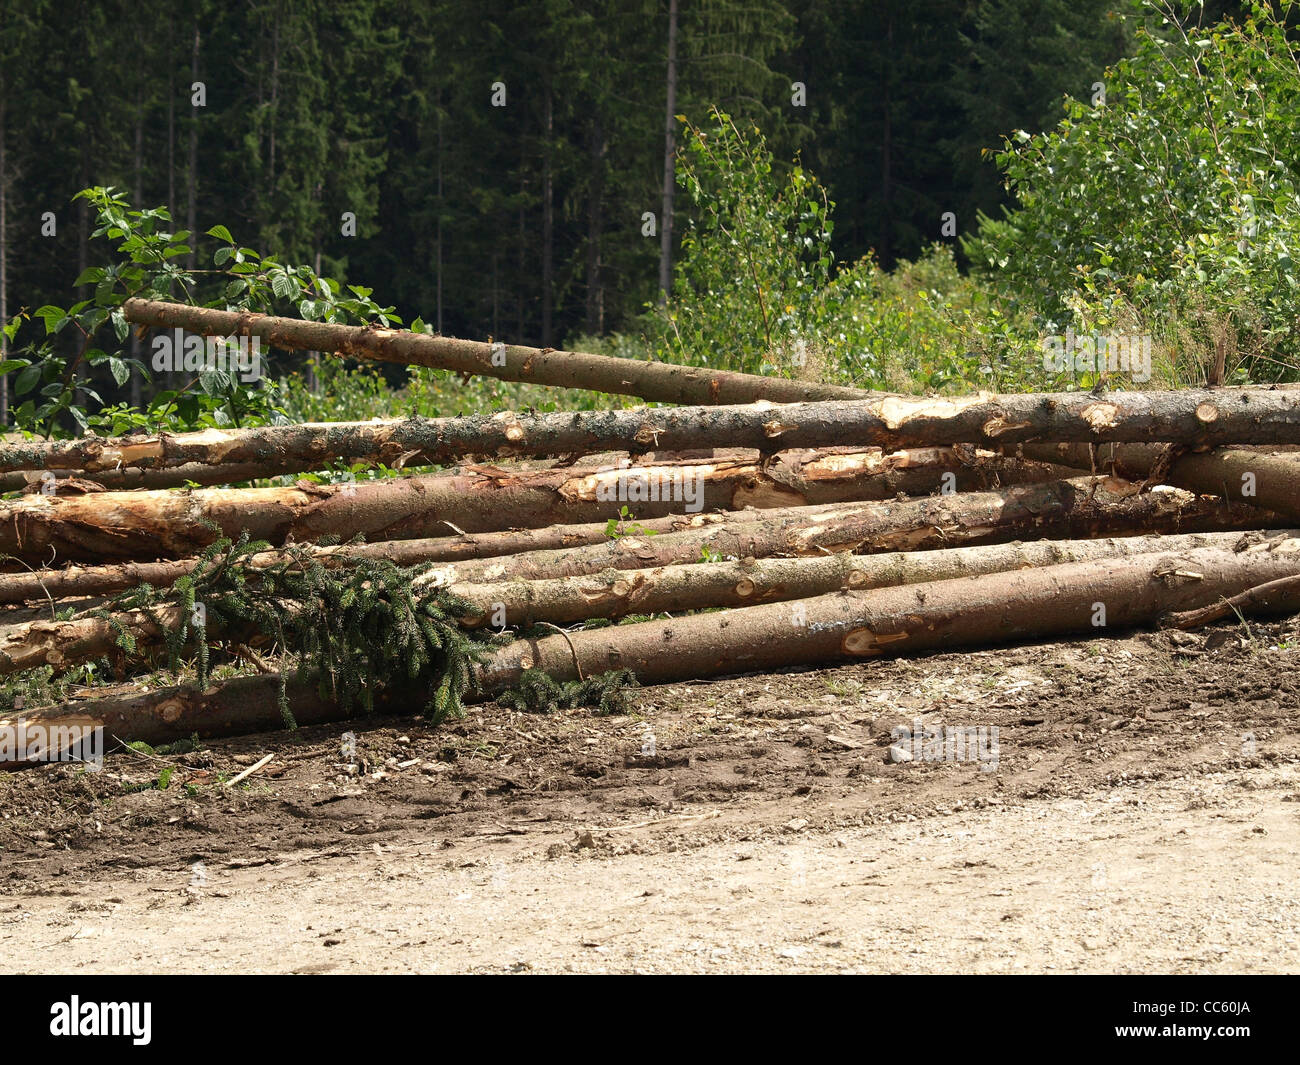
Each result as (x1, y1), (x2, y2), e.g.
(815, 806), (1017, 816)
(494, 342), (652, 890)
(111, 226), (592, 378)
(3, 0), (1230, 346)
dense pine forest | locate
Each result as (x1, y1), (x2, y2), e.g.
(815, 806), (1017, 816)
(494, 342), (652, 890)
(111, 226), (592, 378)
(0, 0), (1291, 434)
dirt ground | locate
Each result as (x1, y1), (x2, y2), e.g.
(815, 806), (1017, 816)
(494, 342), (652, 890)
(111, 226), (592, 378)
(2, 618), (1299, 974)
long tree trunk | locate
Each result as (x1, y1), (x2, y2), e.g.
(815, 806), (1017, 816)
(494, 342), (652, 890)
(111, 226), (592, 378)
(436, 94), (444, 334)
(1017, 442), (1300, 523)
(167, 11), (175, 220)
(130, 89), (145, 409)
(0, 95), (8, 426)
(1, 528), (1275, 680)
(0, 458), (327, 492)
(0, 446), (1048, 563)
(473, 541), (1300, 691)
(447, 528), (1278, 627)
(412, 476), (1271, 587)
(0, 492), (784, 604)
(12, 540), (1300, 758)
(658, 0), (678, 302)
(0, 469), (1245, 604)
(542, 78), (554, 347)
(585, 110), (604, 334)
(187, 23), (200, 273)
(26, 382), (1300, 485)
(121, 298), (880, 405)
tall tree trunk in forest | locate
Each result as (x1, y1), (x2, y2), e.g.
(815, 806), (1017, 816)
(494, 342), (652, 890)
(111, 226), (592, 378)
(0, 96), (8, 426)
(516, 174), (525, 342)
(130, 89), (144, 408)
(186, 23), (200, 274)
(167, 12), (175, 223)
(542, 80), (554, 347)
(268, 11), (279, 201)
(658, 0), (679, 303)
(73, 153), (89, 412)
(880, 14), (894, 266)
(586, 111), (605, 334)
(436, 96), (444, 335)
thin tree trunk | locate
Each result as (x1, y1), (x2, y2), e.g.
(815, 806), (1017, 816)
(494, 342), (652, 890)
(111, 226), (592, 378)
(187, 23), (200, 273)
(517, 171), (525, 342)
(130, 90), (145, 409)
(436, 95), (444, 335)
(542, 79), (553, 347)
(167, 13), (175, 214)
(0, 95), (8, 426)
(1166, 572), (1300, 629)
(0, 458), (324, 492)
(586, 111), (604, 334)
(121, 298), (884, 404)
(658, 0), (678, 302)
(880, 15), (893, 265)
(268, 11), (279, 196)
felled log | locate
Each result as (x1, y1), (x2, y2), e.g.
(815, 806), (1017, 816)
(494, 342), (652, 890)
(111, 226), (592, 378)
(1016, 442), (1300, 523)
(2, 528), (1274, 678)
(0, 446), (1056, 564)
(11, 539), (1300, 758)
(414, 476), (1272, 586)
(449, 529), (1281, 626)
(0, 460), (302, 493)
(13, 385), (1300, 483)
(122, 297), (878, 405)
(475, 540), (1300, 691)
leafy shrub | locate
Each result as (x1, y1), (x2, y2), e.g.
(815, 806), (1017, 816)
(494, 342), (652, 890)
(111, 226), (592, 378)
(965, 1), (1300, 384)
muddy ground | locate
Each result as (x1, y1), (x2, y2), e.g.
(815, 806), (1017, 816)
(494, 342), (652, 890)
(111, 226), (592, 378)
(2, 619), (1298, 973)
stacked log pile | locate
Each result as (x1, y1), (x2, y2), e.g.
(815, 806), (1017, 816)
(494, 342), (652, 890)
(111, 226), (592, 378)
(4, 299), (1300, 763)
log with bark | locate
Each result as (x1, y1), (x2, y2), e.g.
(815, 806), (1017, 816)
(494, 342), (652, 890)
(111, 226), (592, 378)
(24, 373), (1300, 494)
(0, 443), (645, 494)
(0, 469), (1267, 605)
(413, 476), (1272, 586)
(1014, 442), (1300, 523)
(14, 385), (1300, 483)
(474, 540), (1300, 692)
(0, 504), (781, 604)
(0, 460), (306, 493)
(10, 538), (1300, 758)
(122, 297), (879, 406)
(0, 446), (1058, 564)
(2, 527), (1277, 678)
(446, 528), (1287, 626)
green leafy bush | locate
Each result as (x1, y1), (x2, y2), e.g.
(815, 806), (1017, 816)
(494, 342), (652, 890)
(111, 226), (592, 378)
(965, 1), (1300, 384)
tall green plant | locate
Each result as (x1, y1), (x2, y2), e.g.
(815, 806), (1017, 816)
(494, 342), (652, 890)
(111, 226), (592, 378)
(965, 0), (1300, 382)
(656, 108), (836, 378)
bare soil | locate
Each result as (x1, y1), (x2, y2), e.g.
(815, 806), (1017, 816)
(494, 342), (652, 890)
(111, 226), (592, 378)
(2, 620), (1299, 973)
